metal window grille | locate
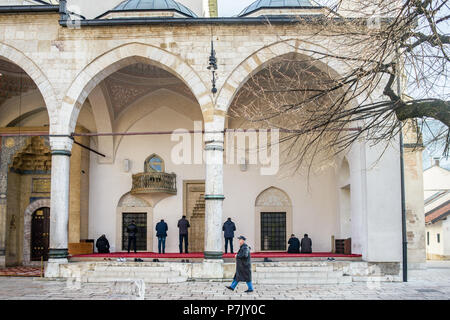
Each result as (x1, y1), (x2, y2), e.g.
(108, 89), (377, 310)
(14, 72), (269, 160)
(261, 212), (286, 251)
(122, 213), (147, 251)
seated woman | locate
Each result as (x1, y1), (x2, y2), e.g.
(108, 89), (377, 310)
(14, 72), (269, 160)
(287, 234), (300, 253)
(96, 234), (110, 254)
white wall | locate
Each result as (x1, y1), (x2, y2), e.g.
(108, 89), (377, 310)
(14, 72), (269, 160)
(88, 98), (342, 253)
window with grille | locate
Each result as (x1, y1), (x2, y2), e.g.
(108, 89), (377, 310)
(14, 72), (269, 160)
(261, 212), (286, 251)
(122, 213), (147, 251)
(437, 233), (440, 244)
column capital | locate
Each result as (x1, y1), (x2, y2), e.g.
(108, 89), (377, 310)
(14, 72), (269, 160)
(50, 136), (73, 155)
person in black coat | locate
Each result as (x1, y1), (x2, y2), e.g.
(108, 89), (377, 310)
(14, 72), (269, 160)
(155, 219), (168, 254)
(222, 218), (236, 254)
(127, 220), (138, 253)
(226, 236), (254, 293)
(177, 216), (190, 253)
(287, 234), (300, 253)
(96, 234), (110, 253)
(300, 234), (312, 253)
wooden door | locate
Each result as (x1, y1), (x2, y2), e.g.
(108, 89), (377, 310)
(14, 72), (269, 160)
(31, 207), (50, 261)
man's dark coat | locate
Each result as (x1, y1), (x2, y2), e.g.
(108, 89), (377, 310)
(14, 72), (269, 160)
(156, 221), (168, 237)
(222, 220), (236, 238)
(300, 236), (312, 253)
(233, 243), (252, 282)
(287, 237), (300, 253)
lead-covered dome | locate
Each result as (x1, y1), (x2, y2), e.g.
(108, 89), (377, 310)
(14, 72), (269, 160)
(239, 0), (320, 17)
(97, 0), (198, 19)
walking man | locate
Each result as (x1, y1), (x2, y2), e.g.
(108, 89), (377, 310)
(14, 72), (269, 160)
(177, 215), (190, 253)
(127, 220), (138, 253)
(222, 217), (236, 254)
(226, 236), (254, 293)
(155, 219), (168, 254)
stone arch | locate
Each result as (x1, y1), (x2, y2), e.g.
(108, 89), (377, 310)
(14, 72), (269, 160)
(23, 198), (51, 266)
(255, 186), (293, 251)
(116, 192), (153, 252)
(338, 157), (351, 238)
(216, 39), (353, 113)
(58, 42), (213, 135)
(0, 42), (58, 123)
(255, 186), (292, 207)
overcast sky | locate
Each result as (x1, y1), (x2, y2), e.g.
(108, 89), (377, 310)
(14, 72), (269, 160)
(218, 0), (256, 16)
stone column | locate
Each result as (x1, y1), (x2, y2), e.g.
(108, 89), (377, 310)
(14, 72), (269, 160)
(45, 136), (73, 276)
(203, 118), (225, 261)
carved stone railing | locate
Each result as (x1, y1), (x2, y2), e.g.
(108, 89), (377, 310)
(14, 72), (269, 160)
(131, 172), (177, 195)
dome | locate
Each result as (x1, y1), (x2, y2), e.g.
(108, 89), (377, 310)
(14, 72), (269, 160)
(101, 0), (198, 18)
(239, 0), (317, 17)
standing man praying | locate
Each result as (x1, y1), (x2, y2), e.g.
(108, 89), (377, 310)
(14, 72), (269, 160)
(155, 219), (168, 254)
(127, 220), (138, 253)
(222, 217), (236, 254)
(177, 215), (190, 254)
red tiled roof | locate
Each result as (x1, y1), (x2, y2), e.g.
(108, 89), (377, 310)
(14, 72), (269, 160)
(425, 200), (450, 224)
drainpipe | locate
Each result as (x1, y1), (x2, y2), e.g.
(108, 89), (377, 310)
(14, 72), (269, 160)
(397, 48), (407, 282)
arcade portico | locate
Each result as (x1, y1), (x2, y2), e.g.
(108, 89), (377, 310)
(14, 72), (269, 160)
(0, 0), (426, 281)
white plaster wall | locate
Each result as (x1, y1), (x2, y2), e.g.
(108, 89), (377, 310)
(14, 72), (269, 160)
(364, 139), (402, 262)
(424, 166), (450, 200)
(88, 106), (204, 252)
(88, 102), (341, 253)
(426, 221), (445, 256)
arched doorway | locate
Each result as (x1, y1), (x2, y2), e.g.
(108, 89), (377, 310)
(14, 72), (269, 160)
(31, 207), (50, 261)
(255, 187), (293, 252)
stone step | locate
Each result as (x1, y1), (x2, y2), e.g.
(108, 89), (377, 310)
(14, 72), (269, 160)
(255, 277), (352, 285)
(84, 276), (188, 284)
(255, 266), (333, 272)
(87, 271), (181, 278)
(254, 271), (344, 279)
(93, 266), (172, 272)
(253, 262), (335, 267)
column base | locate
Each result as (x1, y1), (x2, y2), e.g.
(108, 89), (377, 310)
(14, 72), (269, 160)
(204, 251), (223, 260)
(192, 259), (224, 279)
(49, 248), (68, 260)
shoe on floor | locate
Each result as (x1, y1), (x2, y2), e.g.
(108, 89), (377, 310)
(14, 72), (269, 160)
(226, 286), (234, 291)
(245, 290), (254, 293)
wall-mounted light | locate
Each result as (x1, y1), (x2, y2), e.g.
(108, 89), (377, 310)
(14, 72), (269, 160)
(123, 159), (131, 172)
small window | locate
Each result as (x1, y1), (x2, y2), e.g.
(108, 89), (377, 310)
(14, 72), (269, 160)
(427, 232), (429, 245)
(145, 154), (164, 173)
(437, 234), (440, 244)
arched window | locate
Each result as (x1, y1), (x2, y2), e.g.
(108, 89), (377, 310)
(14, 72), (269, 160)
(145, 154), (164, 173)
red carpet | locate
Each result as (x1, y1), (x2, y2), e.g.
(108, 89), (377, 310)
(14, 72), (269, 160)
(71, 252), (362, 259)
(0, 267), (42, 277)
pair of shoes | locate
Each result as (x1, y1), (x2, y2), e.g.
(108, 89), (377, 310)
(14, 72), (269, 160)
(134, 258), (143, 262)
(264, 258), (273, 262)
(245, 290), (254, 293)
(327, 257), (336, 261)
(152, 258), (160, 262)
(225, 286), (234, 291)
(117, 258), (126, 262)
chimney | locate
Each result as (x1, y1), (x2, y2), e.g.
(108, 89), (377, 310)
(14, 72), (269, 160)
(433, 157), (440, 167)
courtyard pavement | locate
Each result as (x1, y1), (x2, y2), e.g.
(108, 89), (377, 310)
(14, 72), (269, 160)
(0, 261), (449, 300)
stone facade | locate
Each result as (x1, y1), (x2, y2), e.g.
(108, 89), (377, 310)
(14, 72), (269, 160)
(0, 2), (421, 280)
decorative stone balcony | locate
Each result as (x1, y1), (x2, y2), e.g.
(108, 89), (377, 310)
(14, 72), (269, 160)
(131, 172), (177, 195)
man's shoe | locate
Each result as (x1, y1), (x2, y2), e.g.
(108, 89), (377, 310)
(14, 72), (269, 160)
(245, 290), (254, 293)
(226, 286), (234, 291)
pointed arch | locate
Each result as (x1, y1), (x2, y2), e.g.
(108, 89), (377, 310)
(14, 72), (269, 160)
(0, 42), (57, 123)
(57, 42), (212, 135)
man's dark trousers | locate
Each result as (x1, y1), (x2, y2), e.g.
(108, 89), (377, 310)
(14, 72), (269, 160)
(225, 237), (234, 253)
(158, 236), (166, 254)
(179, 234), (188, 253)
(128, 236), (137, 253)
